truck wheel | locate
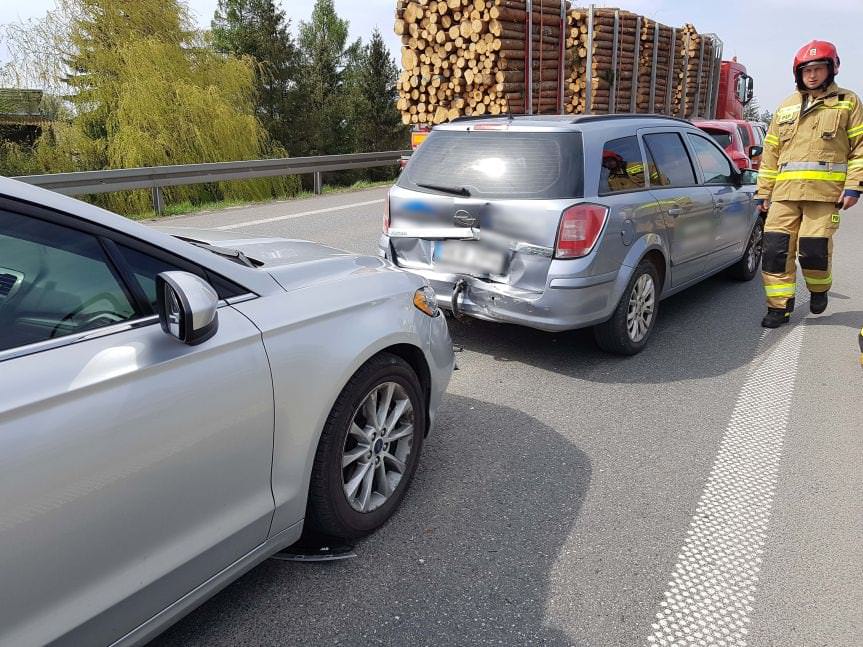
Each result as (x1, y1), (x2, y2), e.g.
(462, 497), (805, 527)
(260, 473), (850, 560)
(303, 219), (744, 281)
(593, 260), (660, 355)
(306, 353), (426, 540)
(729, 219), (764, 281)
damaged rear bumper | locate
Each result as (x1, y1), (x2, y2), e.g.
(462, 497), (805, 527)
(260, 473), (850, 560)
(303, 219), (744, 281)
(406, 267), (620, 333)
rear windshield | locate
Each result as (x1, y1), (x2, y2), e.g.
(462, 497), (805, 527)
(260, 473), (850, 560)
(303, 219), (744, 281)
(703, 129), (733, 149)
(399, 130), (583, 199)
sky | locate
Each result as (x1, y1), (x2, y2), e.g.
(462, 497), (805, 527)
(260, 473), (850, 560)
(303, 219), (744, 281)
(2, 0), (862, 111)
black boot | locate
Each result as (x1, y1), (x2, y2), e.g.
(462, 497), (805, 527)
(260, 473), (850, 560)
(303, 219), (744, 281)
(810, 291), (828, 314)
(762, 308), (789, 328)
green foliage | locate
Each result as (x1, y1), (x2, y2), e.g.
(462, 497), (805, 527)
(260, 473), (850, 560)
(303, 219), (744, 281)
(211, 0), (301, 149)
(343, 29), (407, 181)
(1, 0), (299, 214)
(2, 0), (409, 212)
(294, 0), (358, 156)
(743, 97), (761, 122)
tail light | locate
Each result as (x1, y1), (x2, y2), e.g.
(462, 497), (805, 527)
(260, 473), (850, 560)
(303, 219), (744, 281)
(383, 190), (391, 234)
(555, 203), (609, 259)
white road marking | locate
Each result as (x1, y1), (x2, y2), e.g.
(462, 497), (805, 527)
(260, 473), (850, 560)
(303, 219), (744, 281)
(646, 319), (807, 647)
(213, 198), (385, 231)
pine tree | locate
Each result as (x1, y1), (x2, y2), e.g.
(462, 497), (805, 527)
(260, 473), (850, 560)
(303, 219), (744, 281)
(345, 28), (408, 173)
(295, 0), (358, 156)
(211, 0), (300, 149)
(742, 97), (761, 122)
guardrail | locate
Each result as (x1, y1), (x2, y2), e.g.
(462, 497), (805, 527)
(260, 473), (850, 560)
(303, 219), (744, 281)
(13, 149), (410, 214)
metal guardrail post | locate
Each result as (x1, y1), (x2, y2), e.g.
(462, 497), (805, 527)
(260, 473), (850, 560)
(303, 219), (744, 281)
(151, 186), (164, 216)
(313, 172), (323, 195)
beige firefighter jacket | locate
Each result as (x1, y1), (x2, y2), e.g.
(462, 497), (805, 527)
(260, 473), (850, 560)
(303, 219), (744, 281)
(756, 82), (863, 202)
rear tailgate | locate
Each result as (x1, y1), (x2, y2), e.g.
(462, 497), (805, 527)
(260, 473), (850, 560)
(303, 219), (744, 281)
(389, 129), (583, 293)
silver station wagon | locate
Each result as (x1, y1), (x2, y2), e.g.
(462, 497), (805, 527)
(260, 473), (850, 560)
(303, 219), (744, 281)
(0, 177), (453, 646)
(380, 114), (764, 354)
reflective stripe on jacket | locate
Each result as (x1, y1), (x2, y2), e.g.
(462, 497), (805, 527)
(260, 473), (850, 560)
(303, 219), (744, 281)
(756, 83), (863, 202)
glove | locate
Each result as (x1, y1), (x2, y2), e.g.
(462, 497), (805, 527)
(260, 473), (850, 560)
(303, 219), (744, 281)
(843, 189), (861, 199)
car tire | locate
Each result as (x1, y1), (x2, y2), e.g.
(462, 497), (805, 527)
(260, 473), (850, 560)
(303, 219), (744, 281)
(593, 259), (661, 356)
(306, 352), (426, 540)
(729, 218), (764, 281)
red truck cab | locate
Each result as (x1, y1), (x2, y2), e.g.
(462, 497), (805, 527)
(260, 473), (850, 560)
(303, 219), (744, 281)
(717, 58), (754, 120)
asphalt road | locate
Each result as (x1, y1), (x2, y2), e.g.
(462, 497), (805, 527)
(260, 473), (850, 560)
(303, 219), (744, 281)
(150, 188), (862, 647)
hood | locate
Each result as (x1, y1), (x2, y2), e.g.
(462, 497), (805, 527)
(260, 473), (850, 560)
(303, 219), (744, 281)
(155, 226), (395, 292)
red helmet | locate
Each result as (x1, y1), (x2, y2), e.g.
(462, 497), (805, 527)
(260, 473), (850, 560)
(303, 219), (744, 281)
(793, 40), (840, 75)
(602, 150), (624, 164)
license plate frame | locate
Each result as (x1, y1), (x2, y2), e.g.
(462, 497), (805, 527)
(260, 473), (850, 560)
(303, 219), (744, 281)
(432, 241), (507, 275)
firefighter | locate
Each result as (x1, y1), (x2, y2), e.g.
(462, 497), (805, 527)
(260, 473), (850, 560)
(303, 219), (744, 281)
(859, 325), (863, 367)
(601, 150), (643, 192)
(755, 40), (863, 328)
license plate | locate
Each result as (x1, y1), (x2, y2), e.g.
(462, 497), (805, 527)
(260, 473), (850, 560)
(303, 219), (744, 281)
(433, 241), (506, 275)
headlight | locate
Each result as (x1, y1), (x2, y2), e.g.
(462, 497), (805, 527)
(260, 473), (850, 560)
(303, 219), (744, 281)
(413, 286), (440, 317)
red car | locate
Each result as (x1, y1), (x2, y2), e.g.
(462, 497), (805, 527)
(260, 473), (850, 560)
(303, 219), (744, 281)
(692, 119), (763, 171)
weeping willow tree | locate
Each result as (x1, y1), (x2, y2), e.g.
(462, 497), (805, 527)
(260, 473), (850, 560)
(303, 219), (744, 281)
(1, 0), (299, 214)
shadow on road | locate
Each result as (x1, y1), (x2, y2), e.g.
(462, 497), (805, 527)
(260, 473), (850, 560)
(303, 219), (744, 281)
(151, 395), (591, 646)
(447, 273), (788, 384)
(804, 309), (863, 331)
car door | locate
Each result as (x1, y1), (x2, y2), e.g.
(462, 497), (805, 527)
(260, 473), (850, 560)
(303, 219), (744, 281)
(686, 132), (753, 265)
(641, 130), (717, 288)
(0, 205), (275, 646)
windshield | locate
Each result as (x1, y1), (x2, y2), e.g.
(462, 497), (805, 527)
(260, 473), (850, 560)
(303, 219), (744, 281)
(399, 130), (583, 199)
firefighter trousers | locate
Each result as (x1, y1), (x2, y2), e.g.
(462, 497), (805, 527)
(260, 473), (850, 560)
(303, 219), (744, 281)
(761, 200), (841, 309)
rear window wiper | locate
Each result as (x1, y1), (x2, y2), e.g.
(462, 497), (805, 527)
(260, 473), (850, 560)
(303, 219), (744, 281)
(182, 240), (263, 268)
(415, 182), (471, 197)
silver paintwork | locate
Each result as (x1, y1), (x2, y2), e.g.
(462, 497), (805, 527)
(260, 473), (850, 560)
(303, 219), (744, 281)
(0, 176), (453, 647)
(160, 271), (219, 334)
(381, 115), (759, 333)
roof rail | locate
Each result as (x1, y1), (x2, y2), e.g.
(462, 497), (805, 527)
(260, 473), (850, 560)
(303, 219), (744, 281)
(450, 114), (505, 123)
(571, 114), (693, 126)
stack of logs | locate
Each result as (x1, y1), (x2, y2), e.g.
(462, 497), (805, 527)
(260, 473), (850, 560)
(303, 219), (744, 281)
(566, 9), (718, 117)
(396, 2), (720, 125)
(396, 0), (573, 125)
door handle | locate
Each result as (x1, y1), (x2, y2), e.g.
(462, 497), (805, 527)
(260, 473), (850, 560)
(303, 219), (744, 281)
(667, 207), (683, 216)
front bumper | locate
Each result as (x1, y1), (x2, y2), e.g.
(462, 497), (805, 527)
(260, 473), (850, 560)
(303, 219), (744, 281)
(424, 305), (455, 433)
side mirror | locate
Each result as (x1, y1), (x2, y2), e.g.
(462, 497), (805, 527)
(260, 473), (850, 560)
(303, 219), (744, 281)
(156, 271), (219, 345)
(740, 169), (759, 186)
(749, 145), (763, 159)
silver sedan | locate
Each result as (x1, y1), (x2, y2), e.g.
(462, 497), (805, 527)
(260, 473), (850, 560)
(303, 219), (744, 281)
(0, 177), (453, 646)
